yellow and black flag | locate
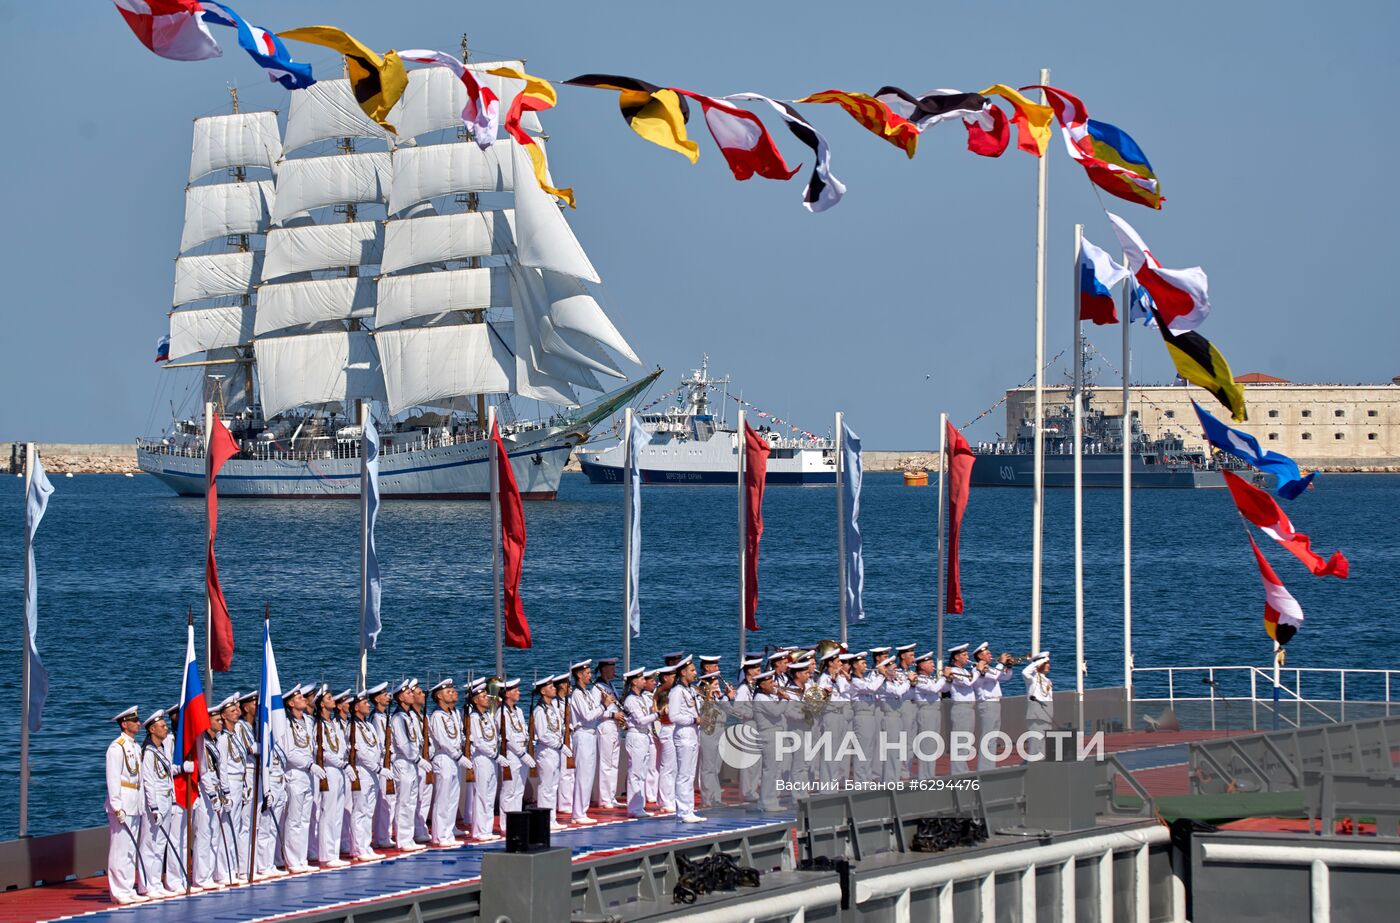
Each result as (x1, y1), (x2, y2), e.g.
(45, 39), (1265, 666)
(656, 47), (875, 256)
(564, 74), (699, 163)
(279, 26), (408, 134)
(1153, 309), (1247, 422)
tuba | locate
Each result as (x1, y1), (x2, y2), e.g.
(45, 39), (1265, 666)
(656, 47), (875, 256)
(813, 639), (845, 664)
(800, 683), (831, 722)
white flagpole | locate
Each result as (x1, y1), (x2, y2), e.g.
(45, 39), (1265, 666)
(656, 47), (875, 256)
(1030, 68), (1051, 655)
(622, 407), (635, 675)
(19, 443), (34, 838)
(1121, 260), (1135, 710)
(935, 414), (948, 668)
(358, 404), (370, 692)
(203, 400), (215, 698)
(737, 409), (747, 664)
(1072, 224), (1086, 729)
(836, 411), (848, 645)
(489, 405), (503, 677)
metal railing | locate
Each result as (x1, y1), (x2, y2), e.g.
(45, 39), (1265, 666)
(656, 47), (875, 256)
(1132, 666), (1400, 731)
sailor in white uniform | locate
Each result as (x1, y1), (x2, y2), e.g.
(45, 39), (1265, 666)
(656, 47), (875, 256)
(466, 679), (501, 840)
(498, 679), (533, 820)
(908, 652), (945, 778)
(531, 675), (567, 830)
(652, 665), (678, 813)
(972, 642), (1012, 770)
(280, 684), (316, 873)
(568, 660), (608, 825)
(842, 653), (877, 784)
(348, 687), (384, 860)
(426, 678), (464, 847)
(161, 703), (197, 892)
(594, 658), (623, 809)
(696, 659), (731, 807)
(251, 710), (289, 880)
(233, 693), (259, 877)
(621, 667), (656, 818)
(554, 675), (576, 820)
(311, 688), (349, 867)
(945, 644), (978, 774)
(136, 709), (176, 898)
(369, 683), (397, 851)
(216, 695), (250, 879)
(1022, 652), (1054, 759)
(641, 669), (661, 806)
(732, 657), (763, 802)
(390, 680), (428, 853)
(666, 656), (705, 823)
(194, 705), (233, 888)
(750, 672), (785, 811)
(106, 707), (148, 904)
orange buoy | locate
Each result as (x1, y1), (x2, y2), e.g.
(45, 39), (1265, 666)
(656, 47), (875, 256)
(903, 470), (929, 486)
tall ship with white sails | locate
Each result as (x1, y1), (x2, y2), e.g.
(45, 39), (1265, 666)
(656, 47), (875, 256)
(137, 60), (655, 499)
(577, 357), (836, 485)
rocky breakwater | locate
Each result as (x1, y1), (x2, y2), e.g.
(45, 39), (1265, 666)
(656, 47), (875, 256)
(8, 443), (140, 475)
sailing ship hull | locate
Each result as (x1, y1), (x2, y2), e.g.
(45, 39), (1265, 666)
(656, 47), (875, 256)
(970, 452), (1226, 489)
(137, 431), (572, 499)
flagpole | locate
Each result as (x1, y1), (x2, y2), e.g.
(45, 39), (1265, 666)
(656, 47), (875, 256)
(489, 405), (504, 677)
(1030, 68), (1051, 656)
(935, 415), (948, 668)
(737, 409), (747, 665)
(622, 406), (635, 675)
(19, 443), (35, 838)
(203, 400), (215, 698)
(184, 608), (194, 896)
(247, 603), (268, 883)
(358, 405), (370, 692)
(1072, 224), (1086, 731)
(1121, 260), (1135, 716)
(835, 411), (848, 646)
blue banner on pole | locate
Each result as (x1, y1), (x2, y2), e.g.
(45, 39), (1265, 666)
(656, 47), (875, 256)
(24, 453), (53, 733)
(840, 422), (865, 623)
(625, 416), (648, 638)
(361, 420), (383, 651)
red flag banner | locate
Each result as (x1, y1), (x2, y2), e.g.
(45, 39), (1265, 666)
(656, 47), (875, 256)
(206, 415), (239, 672)
(492, 422), (532, 648)
(671, 89), (799, 181)
(743, 422), (772, 631)
(944, 420), (976, 613)
(1222, 470), (1349, 578)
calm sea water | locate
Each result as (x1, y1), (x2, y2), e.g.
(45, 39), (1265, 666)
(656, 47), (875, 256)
(1, 470), (1395, 838)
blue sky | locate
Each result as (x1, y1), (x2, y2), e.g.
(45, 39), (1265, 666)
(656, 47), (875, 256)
(3, 1), (1396, 446)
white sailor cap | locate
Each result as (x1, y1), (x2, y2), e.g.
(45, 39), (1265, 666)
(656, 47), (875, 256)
(820, 650), (840, 663)
(896, 643), (917, 653)
(674, 654), (693, 668)
(310, 683), (329, 699)
(643, 668), (660, 679)
(430, 678), (455, 695)
(285, 683), (304, 698)
(503, 678), (521, 690)
(571, 659), (593, 672)
(767, 651), (790, 662)
(238, 691), (258, 704)
(624, 667), (645, 680)
(142, 708), (167, 728)
(916, 651), (935, 664)
(353, 688), (371, 702)
(973, 641), (990, 655)
(699, 654), (721, 663)
(216, 694), (238, 712)
(334, 688), (353, 704)
(533, 675), (555, 690)
(1029, 651), (1050, 666)
(839, 652), (862, 663)
(551, 673), (570, 684)
(395, 679), (415, 695)
(947, 643), (969, 655)
(663, 651), (685, 662)
(657, 665), (678, 675)
(207, 703), (222, 716)
(597, 657), (618, 666)
(741, 656), (764, 668)
(468, 678), (489, 695)
(365, 682), (389, 697)
(754, 670), (776, 682)
(790, 657), (815, 671)
(876, 656), (896, 669)
(869, 646), (891, 655)
(167, 702), (181, 716)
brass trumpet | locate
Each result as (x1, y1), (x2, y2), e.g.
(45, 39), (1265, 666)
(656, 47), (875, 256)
(999, 653), (1036, 666)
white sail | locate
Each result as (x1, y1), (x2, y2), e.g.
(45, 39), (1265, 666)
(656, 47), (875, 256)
(509, 144), (600, 283)
(271, 152), (392, 226)
(375, 267), (510, 327)
(262, 221), (384, 280)
(190, 111), (282, 182)
(168, 304), (255, 358)
(538, 269), (640, 364)
(391, 61), (543, 139)
(179, 180), (274, 253)
(283, 79), (390, 154)
(387, 142), (517, 214)
(255, 276), (377, 336)
(508, 266), (603, 392)
(173, 251), (262, 306)
(379, 209), (515, 275)
(255, 330), (387, 419)
(375, 322), (515, 414)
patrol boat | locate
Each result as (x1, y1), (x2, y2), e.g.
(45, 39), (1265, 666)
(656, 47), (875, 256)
(137, 70), (653, 499)
(577, 357), (837, 485)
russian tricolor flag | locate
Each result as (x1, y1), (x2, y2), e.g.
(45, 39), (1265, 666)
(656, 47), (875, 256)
(173, 621), (209, 808)
(1078, 237), (1128, 325)
(155, 334), (170, 363)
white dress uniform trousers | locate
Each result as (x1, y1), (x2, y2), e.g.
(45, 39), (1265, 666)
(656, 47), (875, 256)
(350, 717), (381, 858)
(391, 710), (425, 850)
(948, 668), (978, 775)
(372, 711), (397, 849)
(499, 705), (532, 819)
(428, 708), (464, 845)
(314, 719), (349, 863)
(468, 711), (500, 838)
(281, 714), (316, 870)
(595, 680), (622, 807)
(569, 686), (605, 822)
(668, 684), (701, 819)
(974, 664), (1009, 770)
(106, 732), (145, 902)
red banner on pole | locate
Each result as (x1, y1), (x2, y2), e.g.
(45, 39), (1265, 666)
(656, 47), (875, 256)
(743, 422), (771, 631)
(944, 420), (976, 614)
(493, 422), (532, 648)
(206, 415), (239, 671)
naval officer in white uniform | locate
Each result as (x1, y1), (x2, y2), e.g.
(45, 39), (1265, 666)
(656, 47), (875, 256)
(106, 707), (147, 904)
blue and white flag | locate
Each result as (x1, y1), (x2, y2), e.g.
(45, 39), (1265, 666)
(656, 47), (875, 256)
(624, 415), (649, 638)
(1192, 401), (1315, 501)
(1129, 283), (1157, 326)
(24, 453), (53, 733)
(256, 618), (288, 781)
(840, 421), (866, 622)
(361, 419), (383, 651)
(200, 2), (315, 90)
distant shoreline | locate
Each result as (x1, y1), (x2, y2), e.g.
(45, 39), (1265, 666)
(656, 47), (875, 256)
(7, 444), (1399, 476)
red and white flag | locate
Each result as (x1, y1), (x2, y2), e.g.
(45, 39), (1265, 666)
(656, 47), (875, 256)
(1248, 535), (1304, 646)
(400, 50), (500, 149)
(206, 414), (239, 671)
(1107, 212), (1211, 334)
(672, 90), (798, 182)
(1223, 470), (1349, 579)
(491, 422), (531, 648)
(112, 0), (222, 61)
